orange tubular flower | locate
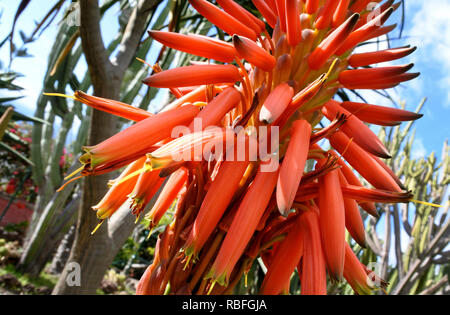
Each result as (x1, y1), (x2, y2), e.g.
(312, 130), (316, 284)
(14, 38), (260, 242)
(333, 154), (377, 217)
(275, 0), (287, 32)
(350, 0), (382, 13)
(323, 100), (391, 158)
(233, 35), (276, 72)
(145, 168), (188, 229)
(73, 91), (152, 122)
(305, 0), (319, 14)
(251, 0), (277, 28)
(162, 85), (223, 112)
(147, 128), (235, 170)
(260, 213), (304, 295)
(343, 243), (386, 295)
(189, 87), (241, 130)
(216, 0), (264, 34)
(318, 165), (346, 281)
(335, 7), (394, 55)
(259, 82), (294, 124)
(332, 0), (351, 27)
(315, 0), (340, 30)
(188, 0), (257, 40)
(299, 209), (327, 295)
(337, 170), (366, 247)
(128, 159), (165, 218)
(148, 31), (236, 63)
(285, 0), (301, 46)
(277, 120), (311, 215)
(93, 156), (146, 221)
(207, 164), (279, 286)
(329, 131), (402, 192)
(143, 65), (241, 88)
(308, 13), (359, 70)
(348, 46), (417, 68)
(340, 101), (423, 126)
(79, 105), (199, 174)
(183, 160), (250, 261)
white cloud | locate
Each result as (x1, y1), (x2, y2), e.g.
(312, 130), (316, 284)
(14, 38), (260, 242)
(407, 0), (450, 108)
(411, 137), (427, 160)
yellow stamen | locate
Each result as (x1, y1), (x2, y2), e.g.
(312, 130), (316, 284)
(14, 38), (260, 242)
(136, 57), (152, 68)
(91, 219), (105, 235)
(324, 58), (340, 81)
(43, 92), (77, 101)
(410, 199), (444, 208)
(206, 280), (217, 295)
(64, 165), (85, 181)
(244, 272), (248, 288)
(135, 213), (141, 224)
(183, 254), (192, 271)
(146, 227), (154, 240)
(57, 175), (85, 192)
(115, 163), (152, 186)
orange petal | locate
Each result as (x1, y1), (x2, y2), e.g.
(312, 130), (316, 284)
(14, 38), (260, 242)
(277, 120), (311, 215)
(308, 13), (359, 70)
(329, 131), (402, 192)
(207, 163), (279, 286)
(260, 213), (304, 295)
(323, 100), (391, 158)
(143, 65), (241, 88)
(188, 0), (257, 40)
(275, 0), (287, 32)
(350, 0), (382, 13)
(343, 243), (375, 295)
(315, 0), (340, 30)
(305, 0), (319, 14)
(189, 87), (241, 130)
(74, 91), (152, 122)
(162, 85), (223, 112)
(233, 35), (276, 72)
(128, 160), (165, 216)
(338, 170), (366, 247)
(335, 7), (394, 55)
(184, 160), (250, 259)
(339, 64), (414, 85)
(341, 72), (420, 90)
(299, 209), (327, 295)
(145, 168), (188, 228)
(259, 82), (294, 124)
(285, 0), (301, 46)
(318, 166), (346, 281)
(332, 152), (378, 217)
(81, 105), (199, 171)
(216, 0), (264, 33)
(148, 31), (236, 63)
(348, 46), (416, 68)
(340, 100), (423, 124)
(332, 0), (351, 27)
(93, 156), (146, 220)
(251, 0), (277, 28)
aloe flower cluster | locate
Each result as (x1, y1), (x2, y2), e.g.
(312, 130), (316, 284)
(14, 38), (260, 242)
(57, 0), (424, 295)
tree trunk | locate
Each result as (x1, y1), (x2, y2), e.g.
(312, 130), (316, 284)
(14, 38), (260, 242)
(52, 0), (161, 294)
(49, 224), (76, 275)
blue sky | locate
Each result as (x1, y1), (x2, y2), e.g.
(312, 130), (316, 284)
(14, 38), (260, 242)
(0, 0), (449, 159)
